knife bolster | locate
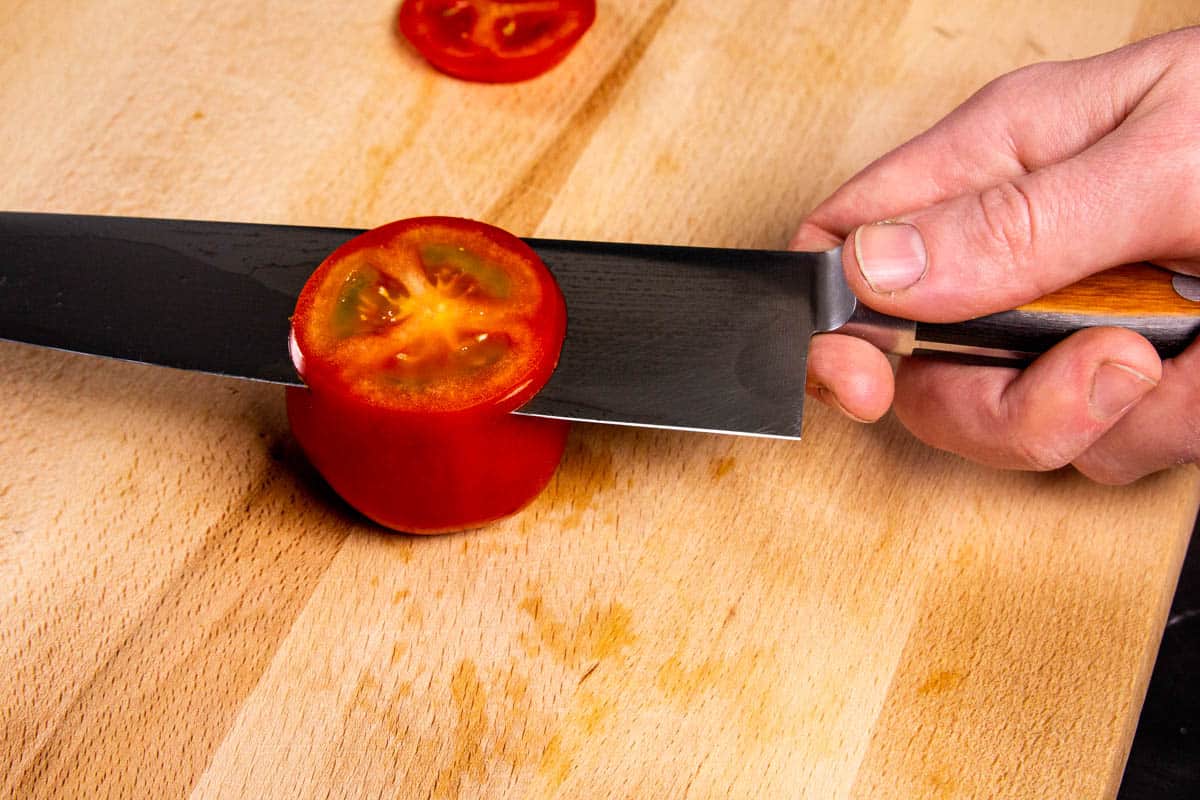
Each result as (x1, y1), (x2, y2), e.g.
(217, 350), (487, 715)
(832, 303), (916, 356)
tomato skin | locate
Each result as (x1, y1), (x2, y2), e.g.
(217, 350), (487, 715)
(287, 385), (568, 533)
(397, 0), (596, 84)
(288, 216), (569, 534)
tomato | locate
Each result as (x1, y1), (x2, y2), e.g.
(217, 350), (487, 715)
(287, 217), (569, 533)
(396, 0), (596, 83)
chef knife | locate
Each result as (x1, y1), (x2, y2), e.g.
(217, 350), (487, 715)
(1, 212), (1198, 439)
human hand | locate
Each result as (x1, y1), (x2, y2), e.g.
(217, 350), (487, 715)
(791, 27), (1200, 484)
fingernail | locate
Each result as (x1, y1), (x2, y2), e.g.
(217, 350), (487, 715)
(811, 385), (873, 424)
(1090, 361), (1157, 420)
(853, 222), (927, 293)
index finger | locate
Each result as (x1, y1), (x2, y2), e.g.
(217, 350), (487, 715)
(790, 39), (1170, 249)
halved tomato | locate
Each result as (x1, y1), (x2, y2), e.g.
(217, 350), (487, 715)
(396, 0), (596, 83)
(287, 217), (569, 533)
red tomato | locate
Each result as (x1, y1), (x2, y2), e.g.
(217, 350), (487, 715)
(287, 217), (569, 533)
(396, 0), (596, 83)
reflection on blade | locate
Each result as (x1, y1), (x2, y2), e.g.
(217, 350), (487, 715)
(521, 238), (822, 438)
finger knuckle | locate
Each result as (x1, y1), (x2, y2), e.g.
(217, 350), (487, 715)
(1177, 420), (1200, 466)
(1010, 435), (1074, 472)
(994, 395), (1077, 472)
(977, 62), (1054, 105)
(1156, 27), (1200, 68)
(974, 180), (1038, 277)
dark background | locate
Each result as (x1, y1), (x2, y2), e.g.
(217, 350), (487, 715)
(1119, 514), (1200, 798)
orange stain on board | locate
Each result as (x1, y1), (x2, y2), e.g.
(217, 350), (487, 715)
(558, 434), (618, 496)
(490, 665), (560, 775)
(537, 733), (574, 791)
(537, 432), (621, 528)
(917, 670), (966, 696)
(387, 537), (415, 563)
(347, 670), (382, 715)
(927, 768), (957, 800)
(653, 644), (799, 741)
(578, 689), (612, 735)
(653, 151), (683, 176)
(530, 688), (611, 790)
(432, 659), (489, 799)
(710, 456), (737, 480)
(656, 653), (721, 698)
(518, 594), (636, 668)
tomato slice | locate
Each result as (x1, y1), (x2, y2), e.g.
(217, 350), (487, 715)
(291, 216), (565, 415)
(396, 0), (596, 83)
(287, 217), (569, 534)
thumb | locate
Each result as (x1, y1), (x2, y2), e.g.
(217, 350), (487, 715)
(843, 123), (1197, 322)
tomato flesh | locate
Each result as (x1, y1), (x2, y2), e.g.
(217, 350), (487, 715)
(288, 217), (568, 533)
(397, 0), (596, 83)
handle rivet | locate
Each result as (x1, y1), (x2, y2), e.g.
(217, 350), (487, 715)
(1172, 274), (1200, 303)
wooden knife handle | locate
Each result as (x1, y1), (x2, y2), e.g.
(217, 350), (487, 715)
(842, 263), (1200, 366)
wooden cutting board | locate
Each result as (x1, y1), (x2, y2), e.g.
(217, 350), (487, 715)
(2, 2), (1199, 798)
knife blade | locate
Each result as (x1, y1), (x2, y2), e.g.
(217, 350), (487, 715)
(2, 212), (1199, 440)
(0, 212), (851, 438)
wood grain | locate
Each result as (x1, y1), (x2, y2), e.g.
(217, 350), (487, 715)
(1021, 264), (1200, 316)
(2, 2), (1199, 799)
